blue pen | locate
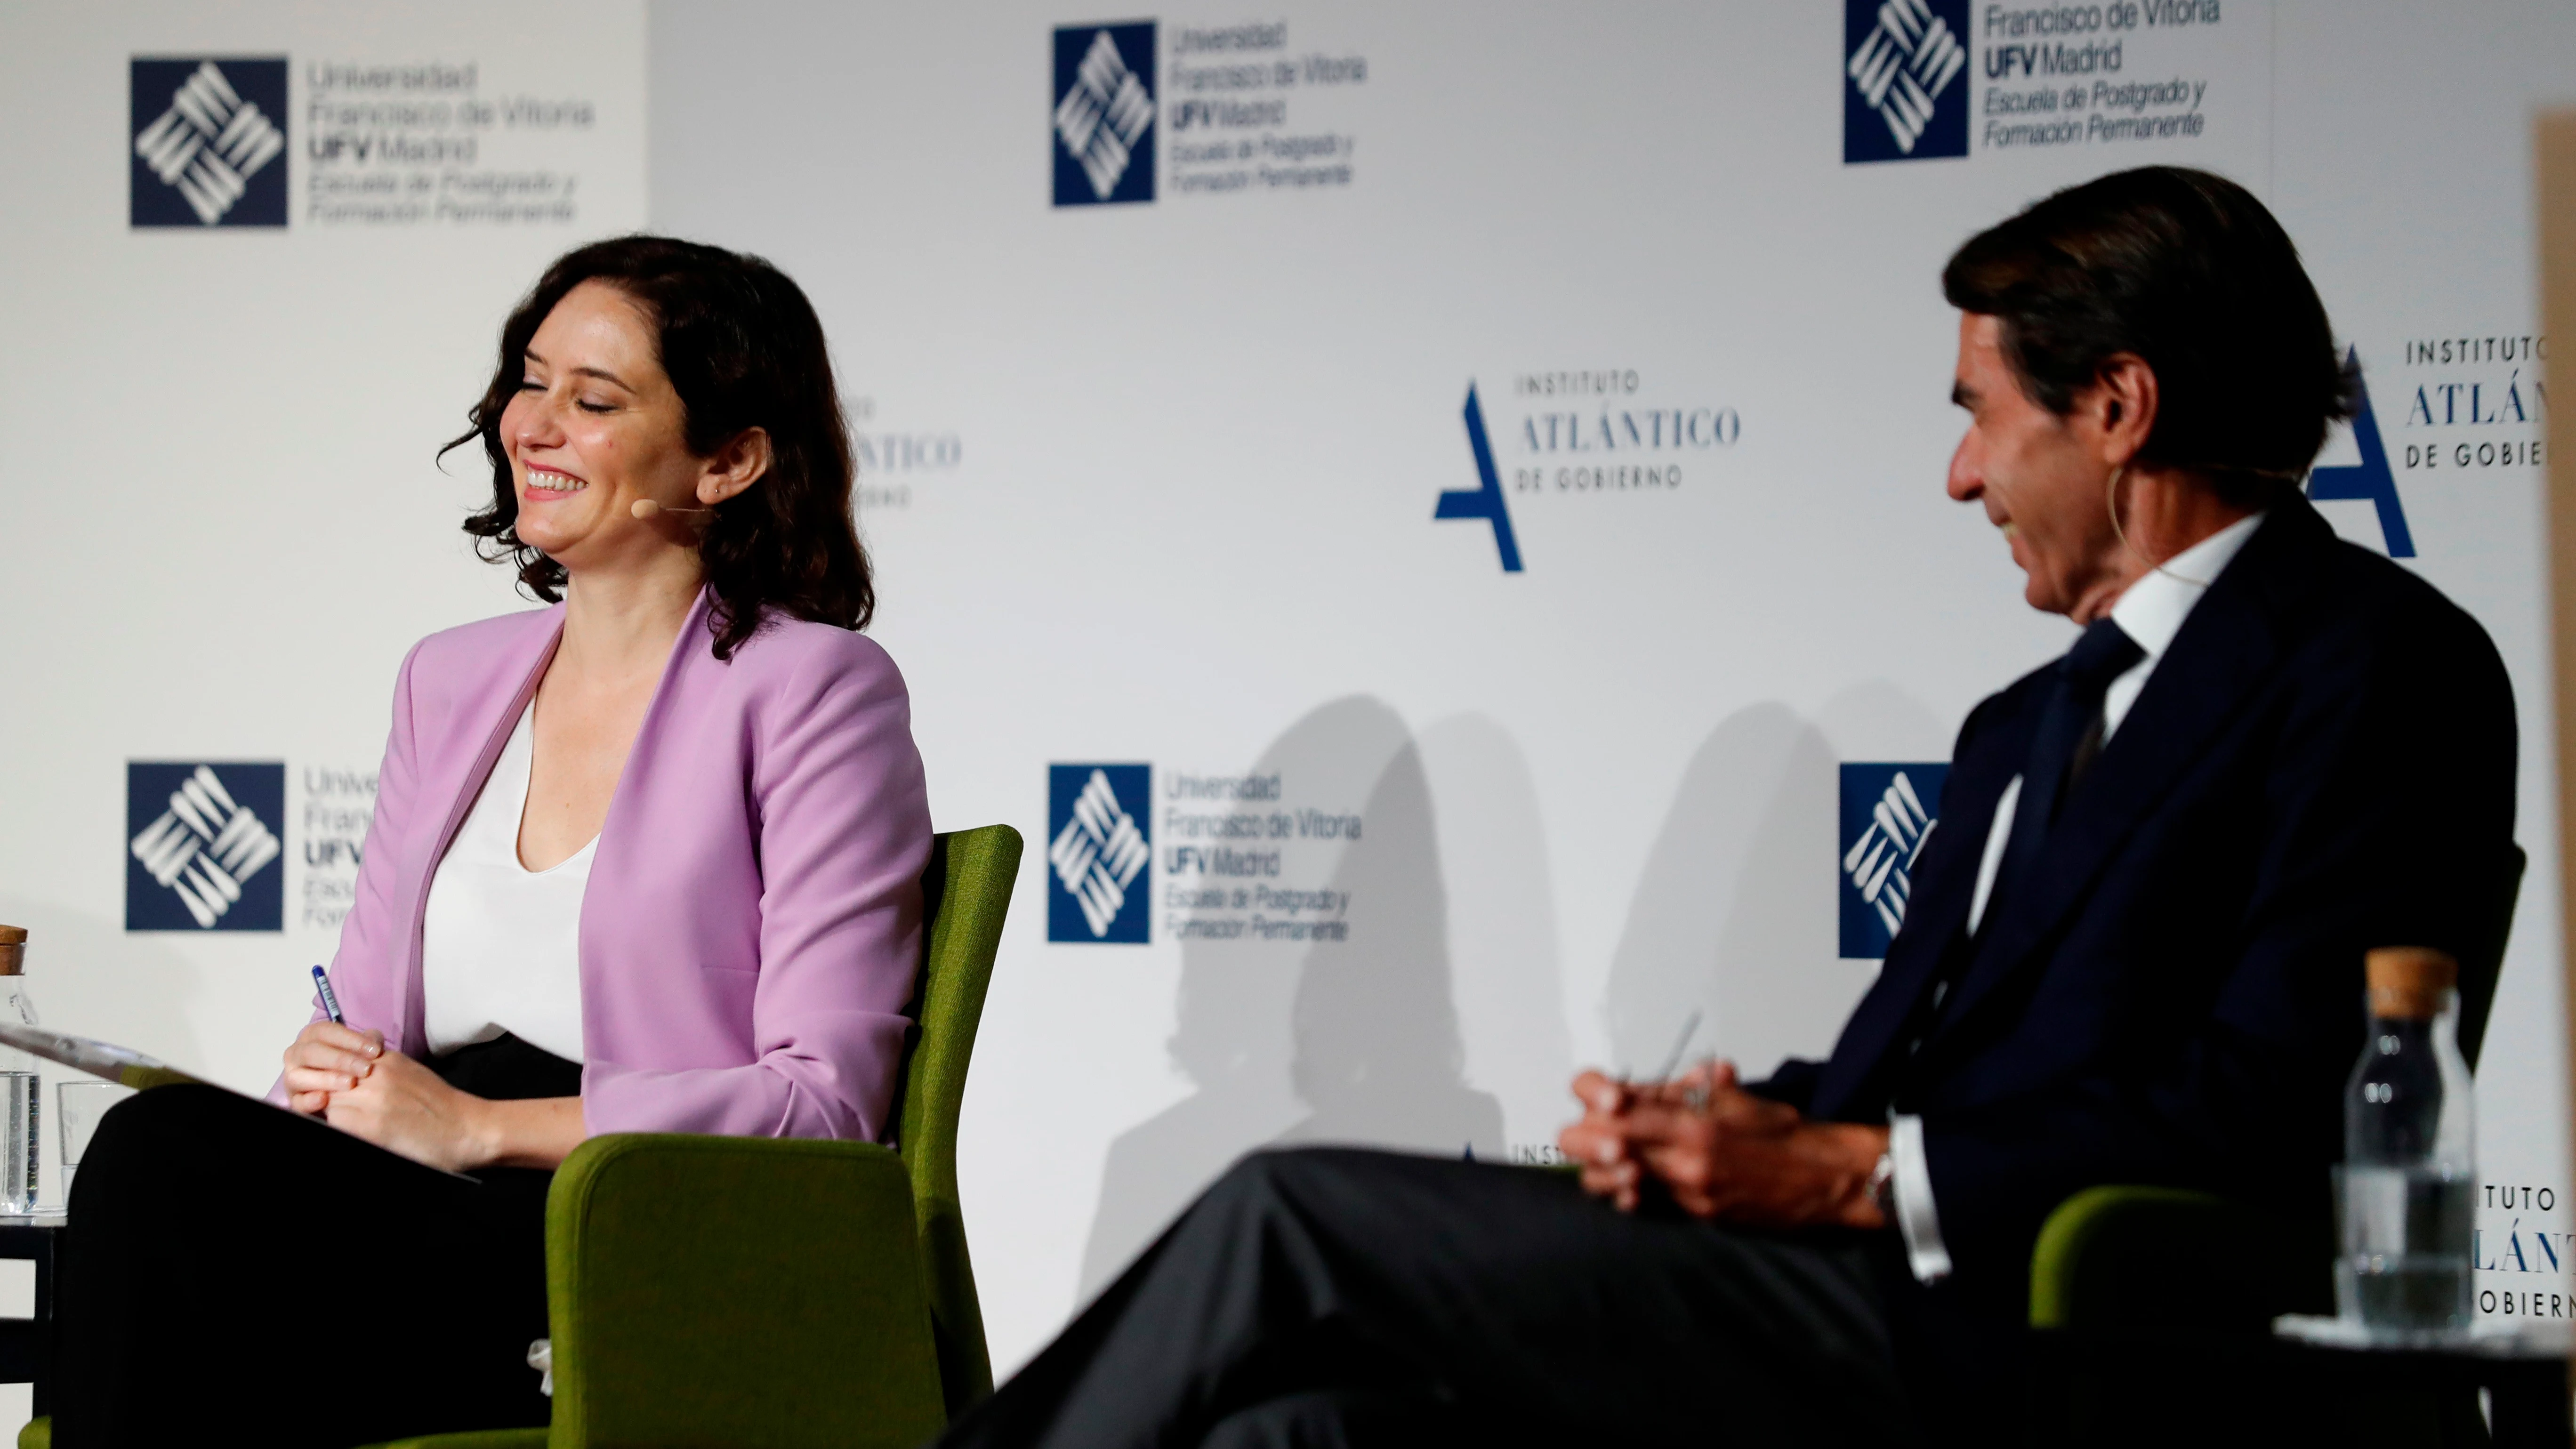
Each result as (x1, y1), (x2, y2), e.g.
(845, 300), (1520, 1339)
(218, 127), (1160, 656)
(312, 965), (345, 1025)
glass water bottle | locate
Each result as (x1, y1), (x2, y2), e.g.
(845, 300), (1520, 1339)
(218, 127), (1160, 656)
(0, 928), (38, 1216)
(2335, 946), (2475, 1334)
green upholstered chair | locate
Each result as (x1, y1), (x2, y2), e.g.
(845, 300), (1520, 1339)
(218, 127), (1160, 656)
(18, 823), (1020, 1449)
(2029, 841), (2525, 1334)
(2025, 843), (2526, 1440)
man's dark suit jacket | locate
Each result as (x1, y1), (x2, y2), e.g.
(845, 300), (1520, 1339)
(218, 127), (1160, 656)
(1758, 498), (2517, 1345)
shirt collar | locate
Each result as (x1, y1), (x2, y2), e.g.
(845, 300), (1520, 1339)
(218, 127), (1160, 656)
(2105, 510), (2265, 664)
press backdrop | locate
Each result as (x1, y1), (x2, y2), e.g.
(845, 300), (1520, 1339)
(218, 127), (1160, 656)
(0, 0), (2570, 1402)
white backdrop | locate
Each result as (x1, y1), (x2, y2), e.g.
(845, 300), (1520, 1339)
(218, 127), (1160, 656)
(0, 0), (2568, 1414)
(648, 0), (2576, 1369)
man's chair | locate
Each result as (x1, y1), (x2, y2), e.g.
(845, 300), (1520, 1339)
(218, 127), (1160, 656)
(2025, 843), (2526, 1440)
(2029, 842), (2525, 1332)
(18, 823), (1021, 1449)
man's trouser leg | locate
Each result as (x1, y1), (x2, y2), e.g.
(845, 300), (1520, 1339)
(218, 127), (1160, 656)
(942, 1145), (1915, 1449)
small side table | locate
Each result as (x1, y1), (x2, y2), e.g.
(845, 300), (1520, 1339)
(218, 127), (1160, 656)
(2274, 1315), (2572, 1448)
(0, 1216), (64, 1417)
(2035, 1316), (2573, 1442)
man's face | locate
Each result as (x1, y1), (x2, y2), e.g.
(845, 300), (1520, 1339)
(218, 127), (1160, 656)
(1947, 313), (2122, 618)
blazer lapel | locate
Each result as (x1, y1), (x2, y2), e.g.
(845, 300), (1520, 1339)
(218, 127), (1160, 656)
(1808, 699), (2034, 1119)
(397, 606), (565, 1049)
(1924, 503), (2330, 1041)
(584, 587), (714, 929)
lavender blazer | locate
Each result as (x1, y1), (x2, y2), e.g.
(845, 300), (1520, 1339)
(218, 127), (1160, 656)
(278, 591), (932, 1143)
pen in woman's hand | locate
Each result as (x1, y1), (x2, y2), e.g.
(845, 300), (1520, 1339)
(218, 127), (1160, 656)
(312, 965), (345, 1026)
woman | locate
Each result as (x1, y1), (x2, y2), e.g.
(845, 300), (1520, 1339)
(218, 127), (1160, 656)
(54, 237), (930, 1448)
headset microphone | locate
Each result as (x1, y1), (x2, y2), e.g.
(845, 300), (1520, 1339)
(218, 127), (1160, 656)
(631, 499), (716, 521)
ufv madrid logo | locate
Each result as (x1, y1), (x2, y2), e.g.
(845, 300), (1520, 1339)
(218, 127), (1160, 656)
(1053, 23), (1157, 206)
(131, 58), (288, 228)
(1434, 385), (1524, 573)
(1839, 763), (1948, 958)
(127, 763), (285, 931)
(1843, 0), (1968, 163)
(2306, 347), (2415, 558)
(1049, 765), (1153, 942)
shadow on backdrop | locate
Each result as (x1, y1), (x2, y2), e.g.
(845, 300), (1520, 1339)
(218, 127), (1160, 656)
(0, 899), (206, 1074)
(1602, 703), (1880, 1083)
(1810, 682), (1950, 771)
(1079, 697), (1504, 1296)
(1415, 714), (1573, 1155)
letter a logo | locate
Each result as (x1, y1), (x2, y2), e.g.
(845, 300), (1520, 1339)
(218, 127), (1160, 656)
(2308, 347), (2415, 558)
(1436, 385), (1524, 572)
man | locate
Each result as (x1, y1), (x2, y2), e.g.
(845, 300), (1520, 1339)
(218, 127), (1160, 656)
(942, 168), (2518, 1446)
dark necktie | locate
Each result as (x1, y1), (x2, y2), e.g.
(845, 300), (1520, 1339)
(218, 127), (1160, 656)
(1981, 617), (2145, 937)
(1892, 618), (2146, 1070)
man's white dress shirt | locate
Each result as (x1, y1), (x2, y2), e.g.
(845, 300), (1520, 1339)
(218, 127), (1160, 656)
(1888, 511), (2265, 1282)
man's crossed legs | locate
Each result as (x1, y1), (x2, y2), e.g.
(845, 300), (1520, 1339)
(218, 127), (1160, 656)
(942, 1147), (1917, 1449)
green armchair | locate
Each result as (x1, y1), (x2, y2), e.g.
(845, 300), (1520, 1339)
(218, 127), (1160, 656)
(17, 823), (1019, 1449)
(411, 822), (1018, 1449)
(2031, 843), (2523, 1329)
(2026, 844), (2525, 1440)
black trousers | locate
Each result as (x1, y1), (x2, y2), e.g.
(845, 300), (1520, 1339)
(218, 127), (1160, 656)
(941, 1147), (1921, 1449)
(52, 1036), (579, 1449)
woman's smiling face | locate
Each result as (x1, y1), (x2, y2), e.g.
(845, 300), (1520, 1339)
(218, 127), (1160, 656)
(499, 280), (709, 572)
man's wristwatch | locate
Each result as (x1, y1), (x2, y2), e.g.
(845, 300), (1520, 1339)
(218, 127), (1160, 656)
(1866, 1150), (1898, 1223)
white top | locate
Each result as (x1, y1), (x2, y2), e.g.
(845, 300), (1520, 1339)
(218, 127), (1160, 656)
(1898, 510), (2267, 1284)
(419, 704), (590, 1063)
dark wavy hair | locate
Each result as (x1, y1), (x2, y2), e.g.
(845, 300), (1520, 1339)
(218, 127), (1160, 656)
(445, 235), (871, 660)
(1943, 166), (2356, 508)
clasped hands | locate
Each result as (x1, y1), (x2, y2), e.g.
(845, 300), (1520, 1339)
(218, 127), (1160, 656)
(289, 1020), (1892, 1206)
(281, 1022), (499, 1172)
(1556, 1061), (1890, 1230)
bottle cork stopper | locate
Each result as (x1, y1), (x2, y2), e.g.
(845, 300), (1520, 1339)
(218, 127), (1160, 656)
(2365, 946), (2456, 1020)
(0, 926), (23, 978)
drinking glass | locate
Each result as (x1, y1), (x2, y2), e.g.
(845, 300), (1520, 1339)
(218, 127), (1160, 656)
(58, 1080), (136, 1204)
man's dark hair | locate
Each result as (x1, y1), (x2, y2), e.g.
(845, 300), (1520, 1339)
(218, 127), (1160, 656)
(1943, 166), (2355, 506)
(446, 235), (871, 660)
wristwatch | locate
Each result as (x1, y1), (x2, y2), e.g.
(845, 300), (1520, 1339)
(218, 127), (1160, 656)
(1867, 1150), (1898, 1223)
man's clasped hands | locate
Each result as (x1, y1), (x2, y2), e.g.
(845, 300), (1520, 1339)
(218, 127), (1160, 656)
(1557, 1061), (1892, 1230)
